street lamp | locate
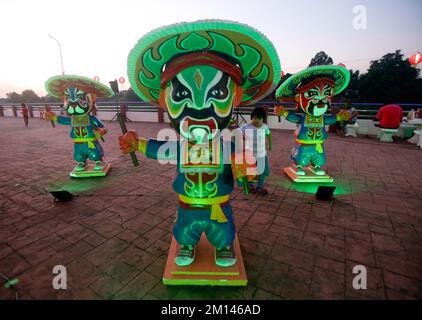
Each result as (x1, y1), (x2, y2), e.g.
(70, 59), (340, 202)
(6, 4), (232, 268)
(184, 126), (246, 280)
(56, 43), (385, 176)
(48, 34), (65, 75)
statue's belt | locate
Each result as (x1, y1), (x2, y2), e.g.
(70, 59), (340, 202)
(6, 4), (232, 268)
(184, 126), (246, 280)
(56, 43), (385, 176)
(295, 139), (324, 153)
(73, 138), (97, 149)
(178, 194), (230, 223)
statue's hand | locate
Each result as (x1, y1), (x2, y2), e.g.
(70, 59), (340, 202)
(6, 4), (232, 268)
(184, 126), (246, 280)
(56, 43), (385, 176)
(274, 105), (288, 117)
(231, 150), (256, 179)
(94, 128), (107, 139)
(118, 130), (139, 154)
(336, 109), (351, 121)
(45, 111), (57, 121)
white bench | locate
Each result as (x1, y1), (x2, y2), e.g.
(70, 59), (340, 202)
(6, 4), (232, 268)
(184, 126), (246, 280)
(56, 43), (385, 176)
(356, 120), (378, 136)
(413, 130), (422, 148)
(378, 128), (399, 142)
(345, 123), (359, 137)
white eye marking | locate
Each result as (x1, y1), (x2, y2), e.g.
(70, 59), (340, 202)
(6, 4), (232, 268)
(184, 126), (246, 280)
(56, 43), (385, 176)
(212, 89), (224, 97)
(176, 90), (189, 98)
(305, 90), (318, 98)
(75, 106), (85, 113)
(322, 85), (332, 95)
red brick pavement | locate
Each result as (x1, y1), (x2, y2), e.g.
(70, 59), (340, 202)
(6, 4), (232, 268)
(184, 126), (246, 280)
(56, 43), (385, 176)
(0, 117), (421, 300)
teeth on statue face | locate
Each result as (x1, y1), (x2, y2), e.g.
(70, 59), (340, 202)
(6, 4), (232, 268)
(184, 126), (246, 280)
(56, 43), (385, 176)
(190, 128), (208, 143)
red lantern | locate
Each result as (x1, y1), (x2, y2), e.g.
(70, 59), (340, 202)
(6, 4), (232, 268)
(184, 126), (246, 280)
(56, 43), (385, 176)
(280, 70), (285, 78)
(119, 77), (125, 84)
(337, 63), (346, 67)
(93, 76), (100, 81)
(409, 53), (422, 66)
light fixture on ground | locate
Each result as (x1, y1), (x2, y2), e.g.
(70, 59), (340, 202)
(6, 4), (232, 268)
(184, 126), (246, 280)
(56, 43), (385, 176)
(50, 190), (74, 202)
(315, 185), (336, 201)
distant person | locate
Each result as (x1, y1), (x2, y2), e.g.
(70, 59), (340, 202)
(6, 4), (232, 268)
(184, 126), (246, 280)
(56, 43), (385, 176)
(45, 105), (55, 127)
(336, 99), (358, 132)
(374, 104), (403, 129)
(20, 103), (29, 126)
(346, 100), (358, 125)
(406, 109), (415, 121)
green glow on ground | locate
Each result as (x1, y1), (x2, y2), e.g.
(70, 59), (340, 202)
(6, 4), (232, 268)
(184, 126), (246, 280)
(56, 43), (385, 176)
(45, 177), (106, 194)
(269, 175), (364, 196)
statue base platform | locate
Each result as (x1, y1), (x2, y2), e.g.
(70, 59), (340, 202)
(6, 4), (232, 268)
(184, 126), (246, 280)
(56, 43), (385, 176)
(163, 234), (247, 286)
(284, 166), (334, 183)
(69, 163), (111, 178)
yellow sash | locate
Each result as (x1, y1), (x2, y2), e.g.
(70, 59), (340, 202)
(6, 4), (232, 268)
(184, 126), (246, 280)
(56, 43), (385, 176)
(73, 138), (97, 149)
(296, 139), (324, 153)
(178, 194), (230, 223)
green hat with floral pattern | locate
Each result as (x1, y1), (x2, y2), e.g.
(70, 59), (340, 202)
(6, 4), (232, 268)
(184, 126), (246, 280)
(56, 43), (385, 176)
(127, 19), (281, 106)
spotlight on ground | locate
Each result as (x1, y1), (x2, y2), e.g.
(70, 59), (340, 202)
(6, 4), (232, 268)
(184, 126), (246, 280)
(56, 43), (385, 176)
(315, 186), (336, 201)
(50, 190), (74, 202)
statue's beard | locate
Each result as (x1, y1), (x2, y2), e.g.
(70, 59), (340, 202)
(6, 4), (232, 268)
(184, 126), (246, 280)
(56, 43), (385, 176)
(305, 100), (329, 117)
(65, 100), (90, 115)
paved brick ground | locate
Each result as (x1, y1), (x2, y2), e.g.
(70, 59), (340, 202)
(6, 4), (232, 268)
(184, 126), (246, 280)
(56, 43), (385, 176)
(0, 117), (421, 300)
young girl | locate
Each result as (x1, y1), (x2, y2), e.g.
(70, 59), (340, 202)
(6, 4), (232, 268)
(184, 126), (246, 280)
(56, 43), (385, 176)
(239, 107), (272, 195)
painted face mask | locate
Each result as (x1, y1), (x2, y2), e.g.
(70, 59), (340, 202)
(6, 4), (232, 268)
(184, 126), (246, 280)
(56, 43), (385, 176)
(63, 86), (93, 115)
(295, 78), (335, 117)
(162, 64), (240, 142)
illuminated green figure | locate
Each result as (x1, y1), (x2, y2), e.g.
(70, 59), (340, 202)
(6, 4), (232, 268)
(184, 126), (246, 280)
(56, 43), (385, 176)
(275, 66), (351, 181)
(45, 75), (114, 177)
(119, 20), (280, 267)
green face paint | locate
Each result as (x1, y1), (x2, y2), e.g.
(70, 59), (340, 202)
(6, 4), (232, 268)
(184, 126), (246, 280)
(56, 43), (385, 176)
(163, 65), (238, 140)
(63, 87), (93, 115)
(165, 65), (237, 118)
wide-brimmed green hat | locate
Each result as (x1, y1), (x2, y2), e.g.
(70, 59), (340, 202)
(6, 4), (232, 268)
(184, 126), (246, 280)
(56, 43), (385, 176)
(127, 19), (281, 106)
(276, 65), (350, 99)
(45, 75), (114, 99)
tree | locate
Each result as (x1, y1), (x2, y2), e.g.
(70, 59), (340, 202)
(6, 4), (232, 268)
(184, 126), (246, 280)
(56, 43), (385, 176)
(6, 92), (21, 103)
(349, 70), (361, 90)
(20, 90), (41, 103)
(263, 73), (293, 101)
(336, 69), (361, 101)
(309, 51), (333, 67)
(124, 88), (143, 101)
(40, 94), (61, 103)
(358, 50), (421, 102)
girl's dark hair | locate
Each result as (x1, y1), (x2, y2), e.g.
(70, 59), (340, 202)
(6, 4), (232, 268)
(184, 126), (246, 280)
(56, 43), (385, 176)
(251, 106), (267, 122)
